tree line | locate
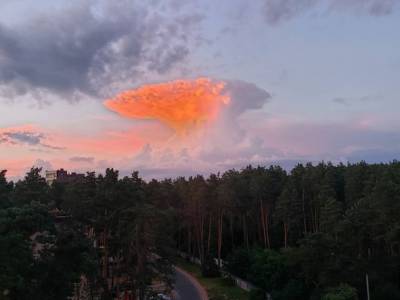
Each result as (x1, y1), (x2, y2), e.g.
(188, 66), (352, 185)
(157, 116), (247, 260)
(148, 161), (400, 299)
(0, 168), (174, 300)
(1, 161), (400, 299)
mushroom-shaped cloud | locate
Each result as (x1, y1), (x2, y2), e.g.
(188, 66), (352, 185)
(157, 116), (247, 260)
(104, 78), (230, 133)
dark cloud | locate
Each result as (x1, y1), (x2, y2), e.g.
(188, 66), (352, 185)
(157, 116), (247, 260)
(0, 1), (203, 100)
(263, 0), (398, 25)
(0, 130), (62, 150)
(331, 0), (397, 16)
(332, 97), (349, 105)
(224, 80), (271, 115)
(69, 156), (95, 163)
(332, 94), (381, 105)
(263, 0), (318, 25)
(1, 132), (44, 145)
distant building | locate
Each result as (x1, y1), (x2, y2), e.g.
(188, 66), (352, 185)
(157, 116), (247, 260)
(45, 170), (57, 185)
(45, 168), (85, 185)
(57, 168), (85, 183)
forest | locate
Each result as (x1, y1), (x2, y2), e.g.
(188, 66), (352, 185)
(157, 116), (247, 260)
(1, 161), (400, 300)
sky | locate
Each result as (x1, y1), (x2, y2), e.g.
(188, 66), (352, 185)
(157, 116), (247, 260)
(0, 0), (399, 179)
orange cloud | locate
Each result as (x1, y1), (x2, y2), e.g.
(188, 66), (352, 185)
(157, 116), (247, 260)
(104, 78), (230, 133)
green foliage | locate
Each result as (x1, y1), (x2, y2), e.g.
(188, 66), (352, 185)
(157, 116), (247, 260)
(2, 161), (400, 299)
(247, 249), (288, 291)
(271, 279), (307, 300)
(12, 168), (49, 206)
(0, 203), (54, 237)
(0, 170), (13, 209)
(0, 233), (33, 299)
(32, 229), (98, 300)
(372, 283), (400, 300)
(322, 284), (358, 300)
(224, 248), (252, 276)
(202, 255), (220, 277)
(248, 288), (266, 300)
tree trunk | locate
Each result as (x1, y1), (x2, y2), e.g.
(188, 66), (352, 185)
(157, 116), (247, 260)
(217, 212), (223, 267)
(265, 213), (270, 248)
(260, 200), (267, 248)
(187, 227), (191, 255)
(283, 222), (289, 248)
(200, 215), (205, 263)
(230, 214), (234, 248)
(310, 206), (316, 233)
(302, 187), (307, 234)
(136, 223), (146, 300)
(207, 214), (212, 255)
(243, 215), (249, 250)
(102, 229), (109, 279)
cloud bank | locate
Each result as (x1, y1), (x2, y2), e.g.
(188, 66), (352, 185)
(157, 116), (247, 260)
(0, 0), (203, 100)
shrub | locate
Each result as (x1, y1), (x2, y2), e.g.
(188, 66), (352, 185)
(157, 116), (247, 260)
(201, 255), (220, 277)
(224, 247), (252, 277)
(249, 288), (267, 300)
(272, 279), (307, 300)
(247, 249), (288, 291)
(372, 283), (400, 300)
(322, 284), (358, 300)
(220, 275), (235, 287)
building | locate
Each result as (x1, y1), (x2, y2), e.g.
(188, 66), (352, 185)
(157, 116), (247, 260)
(45, 169), (85, 185)
(56, 168), (85, 183)
(45, 170), (57, 185)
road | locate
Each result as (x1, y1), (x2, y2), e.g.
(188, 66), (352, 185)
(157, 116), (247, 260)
(172, 267), (208, 300)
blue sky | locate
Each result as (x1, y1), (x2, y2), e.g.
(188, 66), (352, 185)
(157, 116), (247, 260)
(0, 0), (399, 178)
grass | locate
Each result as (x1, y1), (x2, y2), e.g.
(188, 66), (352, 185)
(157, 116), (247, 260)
(176, 258), (249, 300)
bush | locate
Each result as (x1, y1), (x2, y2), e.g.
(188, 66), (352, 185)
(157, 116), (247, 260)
(201, 255), (220, 277)
(247, 249), (288, 291)
(322, 284), (358, 300)
(224, 247), (252, 277)
(272, 279), (307, 300)
(372, 283), (400, 300)
(220, 275), (235, 287)
(249, 288), (267, 300)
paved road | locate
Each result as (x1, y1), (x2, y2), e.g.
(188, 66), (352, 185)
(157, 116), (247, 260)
(173, 268), (207, 300)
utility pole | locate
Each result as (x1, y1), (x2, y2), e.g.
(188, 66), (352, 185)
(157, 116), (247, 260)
(366, 273), (370, 300)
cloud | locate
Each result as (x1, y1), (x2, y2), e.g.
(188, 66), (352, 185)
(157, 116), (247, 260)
(0, 125), (63, 150)
(33, 159), (53, 172)
(105, 78), (231, 133)
(0, 0), (203, 100)
(128, 112), (400, 179)
(2, 132), (44, 145)
(109, 79), (273, 176)
(263, 0), (398, 25)
(263, 0), (318, 25)
(4, 116), (400, 180)
(332, 94), (381, 105)
(69, 156), (95, 163)
(332, 97), (349, 105)
(330, 0), (397, 16)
